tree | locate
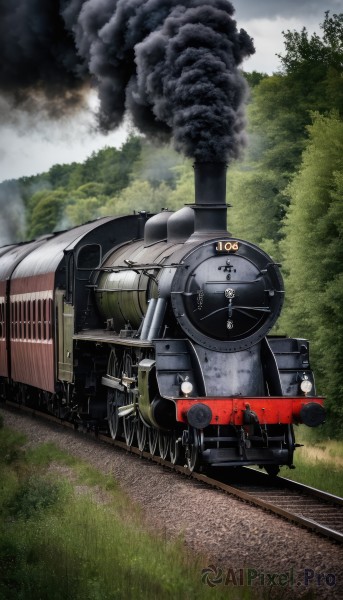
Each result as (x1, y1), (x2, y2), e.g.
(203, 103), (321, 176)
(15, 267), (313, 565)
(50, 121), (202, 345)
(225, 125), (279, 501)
(278, 12), (343, 75)
(27, 189), (67, 238)
(167, 162), (194, 210)
(247, 12), (342, 176)
(94, 137), (142, 194)
(227, 165), (286, 257)
(242, 71), (268, 88)
(280, 112), (343, 432)
(58, 182), (110, 227)
(276, 11), (343, 120)
(65, 196), (104, 226)
(101, 179), (173, 217)
(231, 11), (343, 265)
(48, 162), (79, 189)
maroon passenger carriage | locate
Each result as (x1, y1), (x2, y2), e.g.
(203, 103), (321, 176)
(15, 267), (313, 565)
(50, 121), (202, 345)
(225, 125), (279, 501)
(0, 214), (150, 408)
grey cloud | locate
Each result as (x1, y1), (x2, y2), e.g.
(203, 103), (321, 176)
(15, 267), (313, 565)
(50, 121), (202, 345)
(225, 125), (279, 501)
(234, 0), (340, 21)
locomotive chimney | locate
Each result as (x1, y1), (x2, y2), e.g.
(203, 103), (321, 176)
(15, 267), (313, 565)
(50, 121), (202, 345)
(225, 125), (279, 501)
(188, 162), (229, 241)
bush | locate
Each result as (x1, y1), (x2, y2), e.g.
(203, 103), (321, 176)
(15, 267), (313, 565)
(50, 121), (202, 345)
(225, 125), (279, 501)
(10, 476), (65, 519)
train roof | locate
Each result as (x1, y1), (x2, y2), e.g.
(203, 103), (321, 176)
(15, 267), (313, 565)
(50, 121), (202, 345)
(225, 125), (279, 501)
(0, 244), (17, 258)
(9, 214), (148, 281)
(0, 238), (51, 282)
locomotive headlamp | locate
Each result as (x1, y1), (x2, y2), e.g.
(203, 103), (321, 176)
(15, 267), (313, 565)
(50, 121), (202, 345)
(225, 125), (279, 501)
(181, 378), (193, 397)
(300, 377), (313, 395)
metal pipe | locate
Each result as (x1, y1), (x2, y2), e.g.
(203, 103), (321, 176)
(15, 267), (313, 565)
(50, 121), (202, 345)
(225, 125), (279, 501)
(140, 298), (157, 340)
(147, 298), (167, 340)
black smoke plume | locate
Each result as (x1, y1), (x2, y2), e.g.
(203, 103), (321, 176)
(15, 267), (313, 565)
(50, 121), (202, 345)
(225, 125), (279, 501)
(0, 1), (254, 162)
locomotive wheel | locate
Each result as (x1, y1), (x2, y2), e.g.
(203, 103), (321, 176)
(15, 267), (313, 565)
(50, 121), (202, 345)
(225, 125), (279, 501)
(169, 432), (183, 465)
(148, 427), (158, 455)
(158, 432), (170, 460)
(107, 390), (119, 440)
(186, 428), (201, 472)
(123, 415), (136, 447)
(137, 418), (147, 452)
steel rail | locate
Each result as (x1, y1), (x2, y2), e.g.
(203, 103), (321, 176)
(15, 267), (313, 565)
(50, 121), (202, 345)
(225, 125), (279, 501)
(2, 400), (342, 545)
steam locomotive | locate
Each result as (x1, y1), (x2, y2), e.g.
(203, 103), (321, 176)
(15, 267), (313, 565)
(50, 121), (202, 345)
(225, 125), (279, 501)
(0, 162), (325, 473)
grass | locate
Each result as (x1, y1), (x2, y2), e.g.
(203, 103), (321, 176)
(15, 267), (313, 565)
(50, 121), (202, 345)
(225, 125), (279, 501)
(279, 425), (343, 496)
(1, 415), (339, 599)
(0, 426), (250, 600)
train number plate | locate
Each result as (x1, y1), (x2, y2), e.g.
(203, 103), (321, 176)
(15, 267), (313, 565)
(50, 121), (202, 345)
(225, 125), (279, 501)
(215, 241), (239, 253)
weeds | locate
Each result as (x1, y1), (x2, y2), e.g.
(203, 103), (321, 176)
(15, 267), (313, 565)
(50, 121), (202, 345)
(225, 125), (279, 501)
(279, 425), (343, 495)
(9, 475), (67, 519)
(1, 418), (340, 600)
(0, 427), (247, 600)
(0, 427), (26, 464)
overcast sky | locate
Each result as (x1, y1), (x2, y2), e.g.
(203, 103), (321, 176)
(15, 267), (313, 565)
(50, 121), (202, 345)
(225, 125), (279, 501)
(0, 0), (341, 183)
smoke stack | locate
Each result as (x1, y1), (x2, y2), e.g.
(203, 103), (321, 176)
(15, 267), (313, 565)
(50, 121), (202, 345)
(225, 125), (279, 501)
(188, 162), (229, 240)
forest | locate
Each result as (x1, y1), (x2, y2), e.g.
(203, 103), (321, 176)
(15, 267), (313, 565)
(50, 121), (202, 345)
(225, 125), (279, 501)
(1, 12), (342, 435)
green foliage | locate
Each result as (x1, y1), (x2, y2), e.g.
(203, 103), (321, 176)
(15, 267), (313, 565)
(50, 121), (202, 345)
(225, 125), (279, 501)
(25, 442), (77, 468)
(0, 427), (26, 465)
(247, 12), (342, 180)
(227, 165), (286, 255)
(242, 70), (268, 88)
(19, 136), (143, 238)
(280, 112), (343, 432)
(278, 11), (343, 74)
(101, 179), (174, 217)
(48, 162), (79, 189)
(248, 75), (309, 173)
(0, 430), (247, 600)
(10, 476), (66, 520)
(281, 445), (343, 497)
(65, 196), (103, 226)
(279, 425), (343, 495)
(27, 189), (67, 238)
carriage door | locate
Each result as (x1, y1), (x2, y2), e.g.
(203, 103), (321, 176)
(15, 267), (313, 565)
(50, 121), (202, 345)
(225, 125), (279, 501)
(56, 251), (74, 382)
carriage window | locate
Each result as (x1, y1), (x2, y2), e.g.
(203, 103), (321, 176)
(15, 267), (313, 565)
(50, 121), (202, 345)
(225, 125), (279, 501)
(43, 300), (49, 340)
(48, 298), (53, 340)
(19, 301), (22, 339)
(23, 302), (26, 339)
(10, 303), (14, 339)
(15, 302), (18, 339)
(32, 300), (36, 339)
(27, 301), (31, 339)
(76, 244), (102, 269)
(37, 300), (42, 340)
(0, 302), (4, 338)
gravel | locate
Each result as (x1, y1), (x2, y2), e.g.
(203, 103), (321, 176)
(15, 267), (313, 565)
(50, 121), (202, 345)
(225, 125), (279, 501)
(1, 407), (342, 599)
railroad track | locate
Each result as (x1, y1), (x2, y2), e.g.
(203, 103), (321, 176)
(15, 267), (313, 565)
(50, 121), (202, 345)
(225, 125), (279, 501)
(2, 400), (343, 544)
